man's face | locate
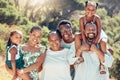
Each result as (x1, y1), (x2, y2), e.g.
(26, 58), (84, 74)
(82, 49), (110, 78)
(84, 24), (97, 41)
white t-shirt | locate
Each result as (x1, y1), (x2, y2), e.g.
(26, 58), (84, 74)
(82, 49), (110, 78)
(74, 50), (114, 80)
(41, 48), (78, 80)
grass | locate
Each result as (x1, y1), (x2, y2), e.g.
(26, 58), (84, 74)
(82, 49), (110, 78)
(0, 65), (12, 80)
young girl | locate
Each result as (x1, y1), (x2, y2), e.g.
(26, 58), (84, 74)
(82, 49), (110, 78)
(41, 31), (79, 80)
(5, 30), (31, 80)
(75, 1), (107, 74)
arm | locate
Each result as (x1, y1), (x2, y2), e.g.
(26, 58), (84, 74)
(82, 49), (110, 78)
(74, 44), (90, 64)
(10, 47), (17, 80)
(22, 50), (46, 73)
(103, 50), (114, 67)
(5, 64), (13, 75)
(100, 40), (106, 54)
(75, 33), (82, 50)
(94, 16), (102, 43)
(80, 17), (87, 43)
(75, 47), (82, 57)
(75, 44), (90, 57)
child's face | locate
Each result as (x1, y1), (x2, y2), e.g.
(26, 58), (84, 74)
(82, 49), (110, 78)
(29, 30), (42, 45)
(48, 33), (61, 51)
(59, 25), (73, 41)
(85, 24), (97, 40)
(10, 32), (22, 45)
(85, 4), (96, 17)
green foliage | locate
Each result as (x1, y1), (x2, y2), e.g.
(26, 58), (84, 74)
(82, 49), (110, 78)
(0, 39), (6, 54)
(41, 26), (50, 47)
(0, 0), (7, 8)
(0, 0), (18, 24)
(110, 59), (120, 80)
(71, 19), (79, 32)
(0, 0), (32, 25)
(16, 17), (29, 25)
(97, 8), (107, 19)
(102, 13), (120, 79)
(69, 10), (81, 31)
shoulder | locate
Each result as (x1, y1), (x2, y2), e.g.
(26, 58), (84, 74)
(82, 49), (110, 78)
(94, 14), (101, 20)
(79, 15), (85, 21)
(9, 45), (17, 54)
(21, 44), (28, 51)
(9, 45), (17, 50)
(63, 48), (69, 52)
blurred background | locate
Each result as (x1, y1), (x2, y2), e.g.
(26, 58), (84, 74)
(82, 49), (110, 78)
(0, 0), (120, 80)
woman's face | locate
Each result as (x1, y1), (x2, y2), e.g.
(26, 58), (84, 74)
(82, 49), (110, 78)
(29, 30), (42, 45)
(59, 25), (73, 41)
(85, 4), (96, 17)
(10, 32), (22, 45)
(48, 33), (61, 51)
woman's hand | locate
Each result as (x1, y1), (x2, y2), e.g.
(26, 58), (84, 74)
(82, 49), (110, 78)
(17, 69), (24, 75)
(12, 74), (17, 80)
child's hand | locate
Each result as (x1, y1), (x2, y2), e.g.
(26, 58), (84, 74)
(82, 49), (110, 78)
(90, 44), (98, 52)
(18, 69), (24, 75)
(81, 43), (90, 51)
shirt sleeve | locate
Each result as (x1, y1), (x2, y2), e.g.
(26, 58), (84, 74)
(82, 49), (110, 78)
(100, 29), (108, 43)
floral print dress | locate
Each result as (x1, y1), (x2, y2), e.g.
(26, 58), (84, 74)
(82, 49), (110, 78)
(20, 46), (46, 80)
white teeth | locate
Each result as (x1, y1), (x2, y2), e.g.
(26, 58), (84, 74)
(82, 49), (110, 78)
(34, 40), (36, 42)
(89, 34), (93, 36)
(64, 34), (68, 37)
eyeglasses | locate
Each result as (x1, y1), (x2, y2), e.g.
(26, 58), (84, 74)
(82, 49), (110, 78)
(60, 28), (72, 33)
